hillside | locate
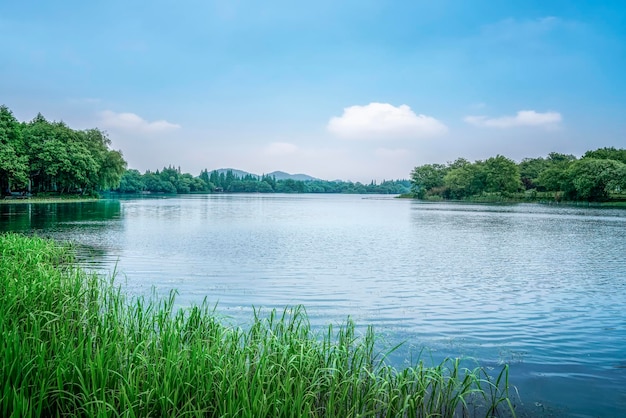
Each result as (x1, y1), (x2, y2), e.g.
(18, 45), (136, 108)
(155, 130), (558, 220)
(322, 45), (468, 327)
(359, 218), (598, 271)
(212, 168), (319, 181)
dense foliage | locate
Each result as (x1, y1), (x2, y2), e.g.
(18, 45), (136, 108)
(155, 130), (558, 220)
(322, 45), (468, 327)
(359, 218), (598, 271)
(0, 105), (126, 196)
(411, 149), (626, 202)
(0, 234), (515, 417)
(116, 167), (411, 195)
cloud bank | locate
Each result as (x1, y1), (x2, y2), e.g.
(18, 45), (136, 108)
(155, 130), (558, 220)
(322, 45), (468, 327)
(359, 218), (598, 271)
(99, 110), (181, 132)
(464, 110), (562, 128)
(328, 103), (447, 140)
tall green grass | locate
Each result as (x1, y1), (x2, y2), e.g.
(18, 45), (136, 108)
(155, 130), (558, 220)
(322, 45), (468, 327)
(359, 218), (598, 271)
(0, 233), (517, 417)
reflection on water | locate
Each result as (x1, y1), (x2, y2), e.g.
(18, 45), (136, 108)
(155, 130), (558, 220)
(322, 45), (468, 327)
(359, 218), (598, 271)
(0, 200), (122, 268)
(0, 200), (121, 233)
(1, 196), (625, 417)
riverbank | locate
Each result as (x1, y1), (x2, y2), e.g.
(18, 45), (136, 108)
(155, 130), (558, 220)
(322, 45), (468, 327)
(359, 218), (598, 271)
(398, 193), (626, 207)
(0, 196), (99, 204)
(0, 233), (515, 417)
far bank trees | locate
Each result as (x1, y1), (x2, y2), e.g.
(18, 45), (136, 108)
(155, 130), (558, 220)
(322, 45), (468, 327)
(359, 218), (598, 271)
(115, 168), (411, 195)
(410, 148), (626, 202)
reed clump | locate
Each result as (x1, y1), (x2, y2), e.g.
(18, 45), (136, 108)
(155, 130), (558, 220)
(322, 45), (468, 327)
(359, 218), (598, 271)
(0, 233), (516, 417)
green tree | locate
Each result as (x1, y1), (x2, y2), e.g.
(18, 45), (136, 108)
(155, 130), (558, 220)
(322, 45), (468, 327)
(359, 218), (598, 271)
(547, 152), (577, 164)
(443, 161), (486, 199)
(189, 176), (210, 192)
(582, 147), (626, 164)
(536, 157), (575, 194)
(0, 106), (28, 193)
(410, 163), (447, 198)
(18, 111), (127, 195)
(78, 128), (126, 192)
(564, 158), (626, 201)
(24, 118), (71, 192)
(117, 169), (145, 193)
(483, 155), (521, 195)
(519, 157), (549, 190)
(98, 150), (127, 191)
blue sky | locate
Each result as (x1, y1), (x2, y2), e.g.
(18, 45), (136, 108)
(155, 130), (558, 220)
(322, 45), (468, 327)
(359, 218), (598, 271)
(2, 0), (625, 181)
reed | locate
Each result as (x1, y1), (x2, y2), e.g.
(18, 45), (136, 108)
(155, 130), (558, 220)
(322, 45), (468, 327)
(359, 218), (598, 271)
(0, 233), (516, 417)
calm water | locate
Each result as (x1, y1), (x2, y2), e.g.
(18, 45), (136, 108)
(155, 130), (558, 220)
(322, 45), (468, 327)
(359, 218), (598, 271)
(2, 194), (626, 417)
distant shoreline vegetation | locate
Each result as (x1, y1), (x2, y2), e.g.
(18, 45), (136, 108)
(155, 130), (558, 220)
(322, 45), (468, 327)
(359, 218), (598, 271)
(3, 104), (625, 201)
(115, 167), (411, 195)
(410, 150), (626, 203)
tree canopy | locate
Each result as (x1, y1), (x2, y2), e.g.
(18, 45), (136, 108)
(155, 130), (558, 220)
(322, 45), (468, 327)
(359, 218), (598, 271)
(411, 149), (626, 202)
(0, 105), (127, 196)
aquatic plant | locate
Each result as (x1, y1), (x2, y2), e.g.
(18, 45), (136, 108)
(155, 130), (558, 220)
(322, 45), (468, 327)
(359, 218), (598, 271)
(0, 233), (516, 417)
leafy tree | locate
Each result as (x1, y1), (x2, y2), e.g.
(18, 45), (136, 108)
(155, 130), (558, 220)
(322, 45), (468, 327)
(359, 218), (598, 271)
(443, 161), (486, 199)
(257, 181), (274, 193)
(410, 163), (447, 197)
(447, 158), (472, 170)
(483, 155), (521, 195)
(536, 167), (569, 193)
(547, 152), (576, 164)
(98, 150), (127, 191)
(189, 176), (210, 192)
(535, 154), (575, 195)
(583, 147), (626, 164)
(0, 106), (28, 193)
(118, 169), (145, 193)
(261, 174), (277, 190)
(564, 158), (626, 201)
(4, 107), (128, 195)
(199, 169), (211, 187)
(276, 179), (305, 193)
(519, 157), (550, 190)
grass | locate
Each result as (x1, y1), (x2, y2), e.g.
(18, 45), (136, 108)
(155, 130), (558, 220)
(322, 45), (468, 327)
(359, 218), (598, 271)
(0, 233), (517, 417)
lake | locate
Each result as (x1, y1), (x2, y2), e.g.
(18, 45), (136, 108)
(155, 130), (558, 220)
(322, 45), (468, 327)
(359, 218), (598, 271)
(2, 194), (625, 417)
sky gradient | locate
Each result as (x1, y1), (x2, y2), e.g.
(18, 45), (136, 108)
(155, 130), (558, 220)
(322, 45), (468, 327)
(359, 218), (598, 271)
(2, 0), (625, 182)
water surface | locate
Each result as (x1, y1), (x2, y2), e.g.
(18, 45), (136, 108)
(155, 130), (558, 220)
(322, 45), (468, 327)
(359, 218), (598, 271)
(2, 195), (625, 417)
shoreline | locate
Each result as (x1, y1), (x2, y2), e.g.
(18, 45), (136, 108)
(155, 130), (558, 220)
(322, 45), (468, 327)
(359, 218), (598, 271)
(1, 196), (100, 204)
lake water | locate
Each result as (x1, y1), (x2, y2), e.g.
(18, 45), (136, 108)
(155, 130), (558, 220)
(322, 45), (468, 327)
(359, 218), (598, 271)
(2, 194), (625, 417)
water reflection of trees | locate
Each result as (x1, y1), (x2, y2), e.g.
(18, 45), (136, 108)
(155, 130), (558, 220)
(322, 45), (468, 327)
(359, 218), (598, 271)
(0, 200), (121, 233)
(1, 200), (123, 274)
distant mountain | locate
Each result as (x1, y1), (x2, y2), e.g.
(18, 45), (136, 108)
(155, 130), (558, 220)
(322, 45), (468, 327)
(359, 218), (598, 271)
(266, 171), (318, 181)
(212, 168), (256, 178)
(211, 168), (319, 181)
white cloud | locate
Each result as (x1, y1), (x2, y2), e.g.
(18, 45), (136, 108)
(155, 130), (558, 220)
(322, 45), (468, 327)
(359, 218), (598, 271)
(327, 102), (447, 140)
(99, 110), (181, 132)
(264, 142), (298, 156)
(464, 110), (562, 128)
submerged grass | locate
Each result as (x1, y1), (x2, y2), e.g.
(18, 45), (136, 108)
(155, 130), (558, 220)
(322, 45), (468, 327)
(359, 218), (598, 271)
(1, 233), (517, 417)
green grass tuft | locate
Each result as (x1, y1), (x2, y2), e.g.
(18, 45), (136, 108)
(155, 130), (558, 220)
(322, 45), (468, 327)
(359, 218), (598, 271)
(0, 233), (517, 417)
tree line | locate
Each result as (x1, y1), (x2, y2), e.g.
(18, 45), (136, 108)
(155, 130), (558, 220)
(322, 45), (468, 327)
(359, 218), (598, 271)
(13, 104), (622, 201)
(410, 149), (626, 202)
(1, 105), (126, 196)
(116, 167), (410, 195)
(1, 104), (409, 197)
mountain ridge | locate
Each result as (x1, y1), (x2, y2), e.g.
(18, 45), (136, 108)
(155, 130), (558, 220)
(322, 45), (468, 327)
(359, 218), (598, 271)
(211, 168), (320, 181)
